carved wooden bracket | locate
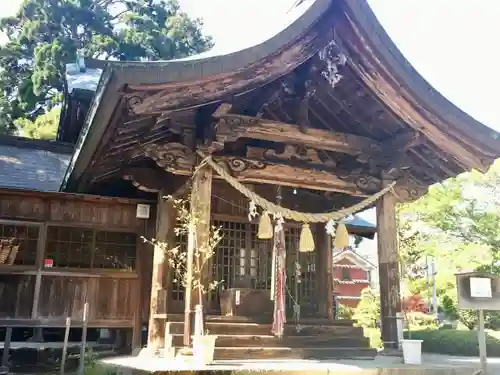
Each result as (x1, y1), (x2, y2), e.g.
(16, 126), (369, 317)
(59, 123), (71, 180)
(393, 183), (428, 203)
(141, 139), (428, 200)
(247, 146), (336, 169)
(143, 142), (195, 175)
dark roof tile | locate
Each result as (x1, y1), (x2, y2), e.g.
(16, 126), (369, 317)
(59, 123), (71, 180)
(0, 136), (73, 192)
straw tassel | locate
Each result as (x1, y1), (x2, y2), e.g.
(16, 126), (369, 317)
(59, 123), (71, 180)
(258, 211), (273, 239)
(299, 223), (315, 252)
(333, 222), (350, 249)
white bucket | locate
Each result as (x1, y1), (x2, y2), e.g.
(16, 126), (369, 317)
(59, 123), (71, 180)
(192, 335), (218, 365)
(401, 339), (423, 365)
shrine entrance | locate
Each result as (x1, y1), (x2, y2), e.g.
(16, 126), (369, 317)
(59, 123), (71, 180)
(168, 217), (319, 318)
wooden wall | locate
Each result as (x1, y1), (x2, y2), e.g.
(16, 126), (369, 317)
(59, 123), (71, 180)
(0, 189), (146, 230)
(0, 189), (155, 334)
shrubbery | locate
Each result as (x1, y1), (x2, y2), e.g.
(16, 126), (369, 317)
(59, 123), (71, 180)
(405, 329), (500, 357)
(406, 312), (438, 331)
(337, 304), (354, 320)
(353, 287), (380, 329)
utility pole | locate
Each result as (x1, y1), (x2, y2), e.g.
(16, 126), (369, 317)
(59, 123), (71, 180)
(426, 256), (438, 317)
(431, 259), (438, 319)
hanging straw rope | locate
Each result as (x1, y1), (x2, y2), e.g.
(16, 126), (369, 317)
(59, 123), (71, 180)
(195, 152), (395, 223)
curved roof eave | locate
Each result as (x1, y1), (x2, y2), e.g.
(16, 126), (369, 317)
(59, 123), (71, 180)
(339, 0), (500, 172)
(61, 0), (500, 191)
(61, 0), (334, 191)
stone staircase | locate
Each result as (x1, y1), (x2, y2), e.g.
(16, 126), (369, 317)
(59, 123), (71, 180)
(164, 314), (377, 360)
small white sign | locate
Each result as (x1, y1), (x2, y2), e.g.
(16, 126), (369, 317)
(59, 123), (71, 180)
(235, 290), (241, 306)
(470, 277), (492, 298)
(136, 204), (150, 219)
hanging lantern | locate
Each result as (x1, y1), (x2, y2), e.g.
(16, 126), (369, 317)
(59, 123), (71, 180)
(257, 211), (273, 239)
(333, 222), (349, 249)
(299, 223), (315, 252)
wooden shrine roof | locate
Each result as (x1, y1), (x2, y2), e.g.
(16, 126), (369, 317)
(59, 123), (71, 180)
(60, 0), (500, 207)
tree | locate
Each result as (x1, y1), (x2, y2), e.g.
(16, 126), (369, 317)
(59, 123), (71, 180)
(14, 106), (60, 139)
(396, 160), (500, 329)
(0, 0), (213, 136)
(145, 195), (223, 310)
(410, 160), (500, 272)
(353, 287), (380, 329)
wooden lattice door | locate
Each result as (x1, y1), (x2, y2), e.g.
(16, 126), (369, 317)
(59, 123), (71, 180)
(167, 219), (318, 317)
(168, 234), (187, 313)
(211, 220), (246, 308)
(284, 224), (318, 318)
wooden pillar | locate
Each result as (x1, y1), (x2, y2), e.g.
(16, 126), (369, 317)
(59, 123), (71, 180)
(376, 181), (402, 350)
(316, 224), (333, 319)
(31, 223), (47, 320)
(132, 218), (151, 350)
(183, 164), (213, 346)
(147, 191), (176, 351)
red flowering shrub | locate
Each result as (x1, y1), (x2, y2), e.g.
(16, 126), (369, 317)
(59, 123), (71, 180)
(403, 295), (428, 313)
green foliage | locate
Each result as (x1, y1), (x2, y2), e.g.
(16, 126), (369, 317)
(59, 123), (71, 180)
(363, 327), (382, 349)
(440, 294), (459, 321)
(353, 287), (380, 329)
(405, 329), (500, 357)
(0, 0), (213, 137)
(396, 161), (500, 332)
(14, 106), (60, 139)
(337, 304), (354, 320)
(84, 348), (114, 375)
(405, 312), (438, 330)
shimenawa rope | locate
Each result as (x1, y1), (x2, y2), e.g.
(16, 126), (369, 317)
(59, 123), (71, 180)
(195, 152), (395, 223)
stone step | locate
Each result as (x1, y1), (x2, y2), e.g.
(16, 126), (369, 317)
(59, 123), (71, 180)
(168, 321), (363, 337)
(171, 334), (369, 348)
(164, 313), (355, 326)
(207, 346), (377, 360)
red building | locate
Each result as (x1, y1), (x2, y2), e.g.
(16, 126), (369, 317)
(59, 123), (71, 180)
(332, 248), (375, 308)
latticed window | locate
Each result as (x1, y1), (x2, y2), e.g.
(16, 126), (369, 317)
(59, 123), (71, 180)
(0, 223), (39, 266)
(341, 268), (351, 281)
(45, 226), (137, 270)
(46, 227), (93, 268)
(93, 231), (136, 269)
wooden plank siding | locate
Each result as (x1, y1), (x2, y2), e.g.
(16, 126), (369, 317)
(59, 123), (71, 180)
(0, 189), (155, 335)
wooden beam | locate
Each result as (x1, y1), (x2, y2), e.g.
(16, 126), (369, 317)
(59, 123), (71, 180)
(210, 114), (383, 156)
(122, 167), (189, 194)
(147, 191), (176, 352)
(219, 156), (376, 196)
(142, 141), (428, 199)
(316, 224), (333, 319)
(31, 223), (47, 320)
(376, 180), (401, 350)
(213, 103), (233, 117)
(184, 163), (213, 345)
(383, 131), (422, 153)
(191, 163), (213, 307)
